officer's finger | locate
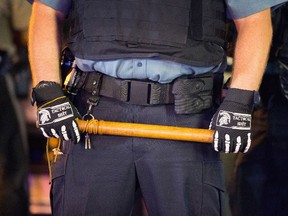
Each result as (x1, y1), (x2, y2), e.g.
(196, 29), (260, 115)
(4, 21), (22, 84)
(40, 127), (50, 138)
(213, 131), (219, 152)
(224, 134), (230, 153)
(70, 121), (81, 143)
(234, 136), (242, 153)
(60, 125), (70, 141)
(243, 133), (252, 153)
(51, 128), (60, 138)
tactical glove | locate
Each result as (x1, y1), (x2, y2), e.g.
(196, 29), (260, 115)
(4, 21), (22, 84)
(209, 88), (255, 153)
(32, 81), (81, 143)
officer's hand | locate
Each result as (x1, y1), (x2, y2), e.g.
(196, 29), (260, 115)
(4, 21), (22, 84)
(209, 88), (255, 153)
(32, 81), (81, 143)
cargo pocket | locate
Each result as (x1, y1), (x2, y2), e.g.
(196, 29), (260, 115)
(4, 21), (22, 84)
(49, 153), (68, 216)
(202, 161), (225, 216)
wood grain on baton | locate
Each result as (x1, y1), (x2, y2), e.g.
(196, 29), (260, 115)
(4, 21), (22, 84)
(76, 119), (214, 143)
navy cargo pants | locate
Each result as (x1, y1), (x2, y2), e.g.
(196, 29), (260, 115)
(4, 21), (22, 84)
(49, 89), (225, 216)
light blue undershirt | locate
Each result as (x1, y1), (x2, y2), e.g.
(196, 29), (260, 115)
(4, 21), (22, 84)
(75, 58), (222, 84)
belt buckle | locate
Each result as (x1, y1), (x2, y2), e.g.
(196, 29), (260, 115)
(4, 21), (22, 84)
(128, 80), (151, 105)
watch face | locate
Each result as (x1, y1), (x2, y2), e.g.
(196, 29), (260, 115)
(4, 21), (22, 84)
(253, 91), (261, 106)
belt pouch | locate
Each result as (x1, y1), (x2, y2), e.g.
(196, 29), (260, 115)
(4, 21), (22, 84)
(172, 73), (214, 114)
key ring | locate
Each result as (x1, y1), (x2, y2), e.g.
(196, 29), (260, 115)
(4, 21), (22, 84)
(82, 113), (94, 150)
(82, 113), (95, 121)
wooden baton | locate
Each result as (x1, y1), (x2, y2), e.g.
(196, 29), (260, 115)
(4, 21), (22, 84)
(76, 119), (214, 143)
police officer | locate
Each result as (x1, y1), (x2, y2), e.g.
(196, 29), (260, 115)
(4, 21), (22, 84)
(28, 0), (287, 215)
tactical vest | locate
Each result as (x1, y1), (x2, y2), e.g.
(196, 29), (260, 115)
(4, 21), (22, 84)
(67, 0), (226, 67)
(270, 3), (288, 63)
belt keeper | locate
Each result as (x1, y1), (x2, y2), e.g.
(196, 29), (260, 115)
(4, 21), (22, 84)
(85, 73), (103, 114)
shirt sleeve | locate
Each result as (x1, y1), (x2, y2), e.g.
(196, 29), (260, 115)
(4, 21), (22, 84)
(226, 0), (288, 19)
(27, 0), (71, 16)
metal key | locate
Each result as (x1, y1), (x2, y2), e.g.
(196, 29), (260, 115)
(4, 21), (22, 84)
(85, 133), (91, 149)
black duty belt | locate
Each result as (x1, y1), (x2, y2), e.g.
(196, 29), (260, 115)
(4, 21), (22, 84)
(75, 71), (174, 105)
(71, 70), (216, 114)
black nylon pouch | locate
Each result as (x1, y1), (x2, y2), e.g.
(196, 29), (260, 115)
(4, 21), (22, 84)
(172, 73), (214, 114)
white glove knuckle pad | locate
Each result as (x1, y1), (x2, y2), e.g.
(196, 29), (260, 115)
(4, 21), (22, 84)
(51, 129), (60, 138)
(224, 134), (230, 153)
(244, 133), (252, 153)
(213, 131), (219, 152)
(61, 125), (69, 140)
(234, 136), (242, 153)
(40, 127), (49, 138)
(72, 121), (81, 142)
